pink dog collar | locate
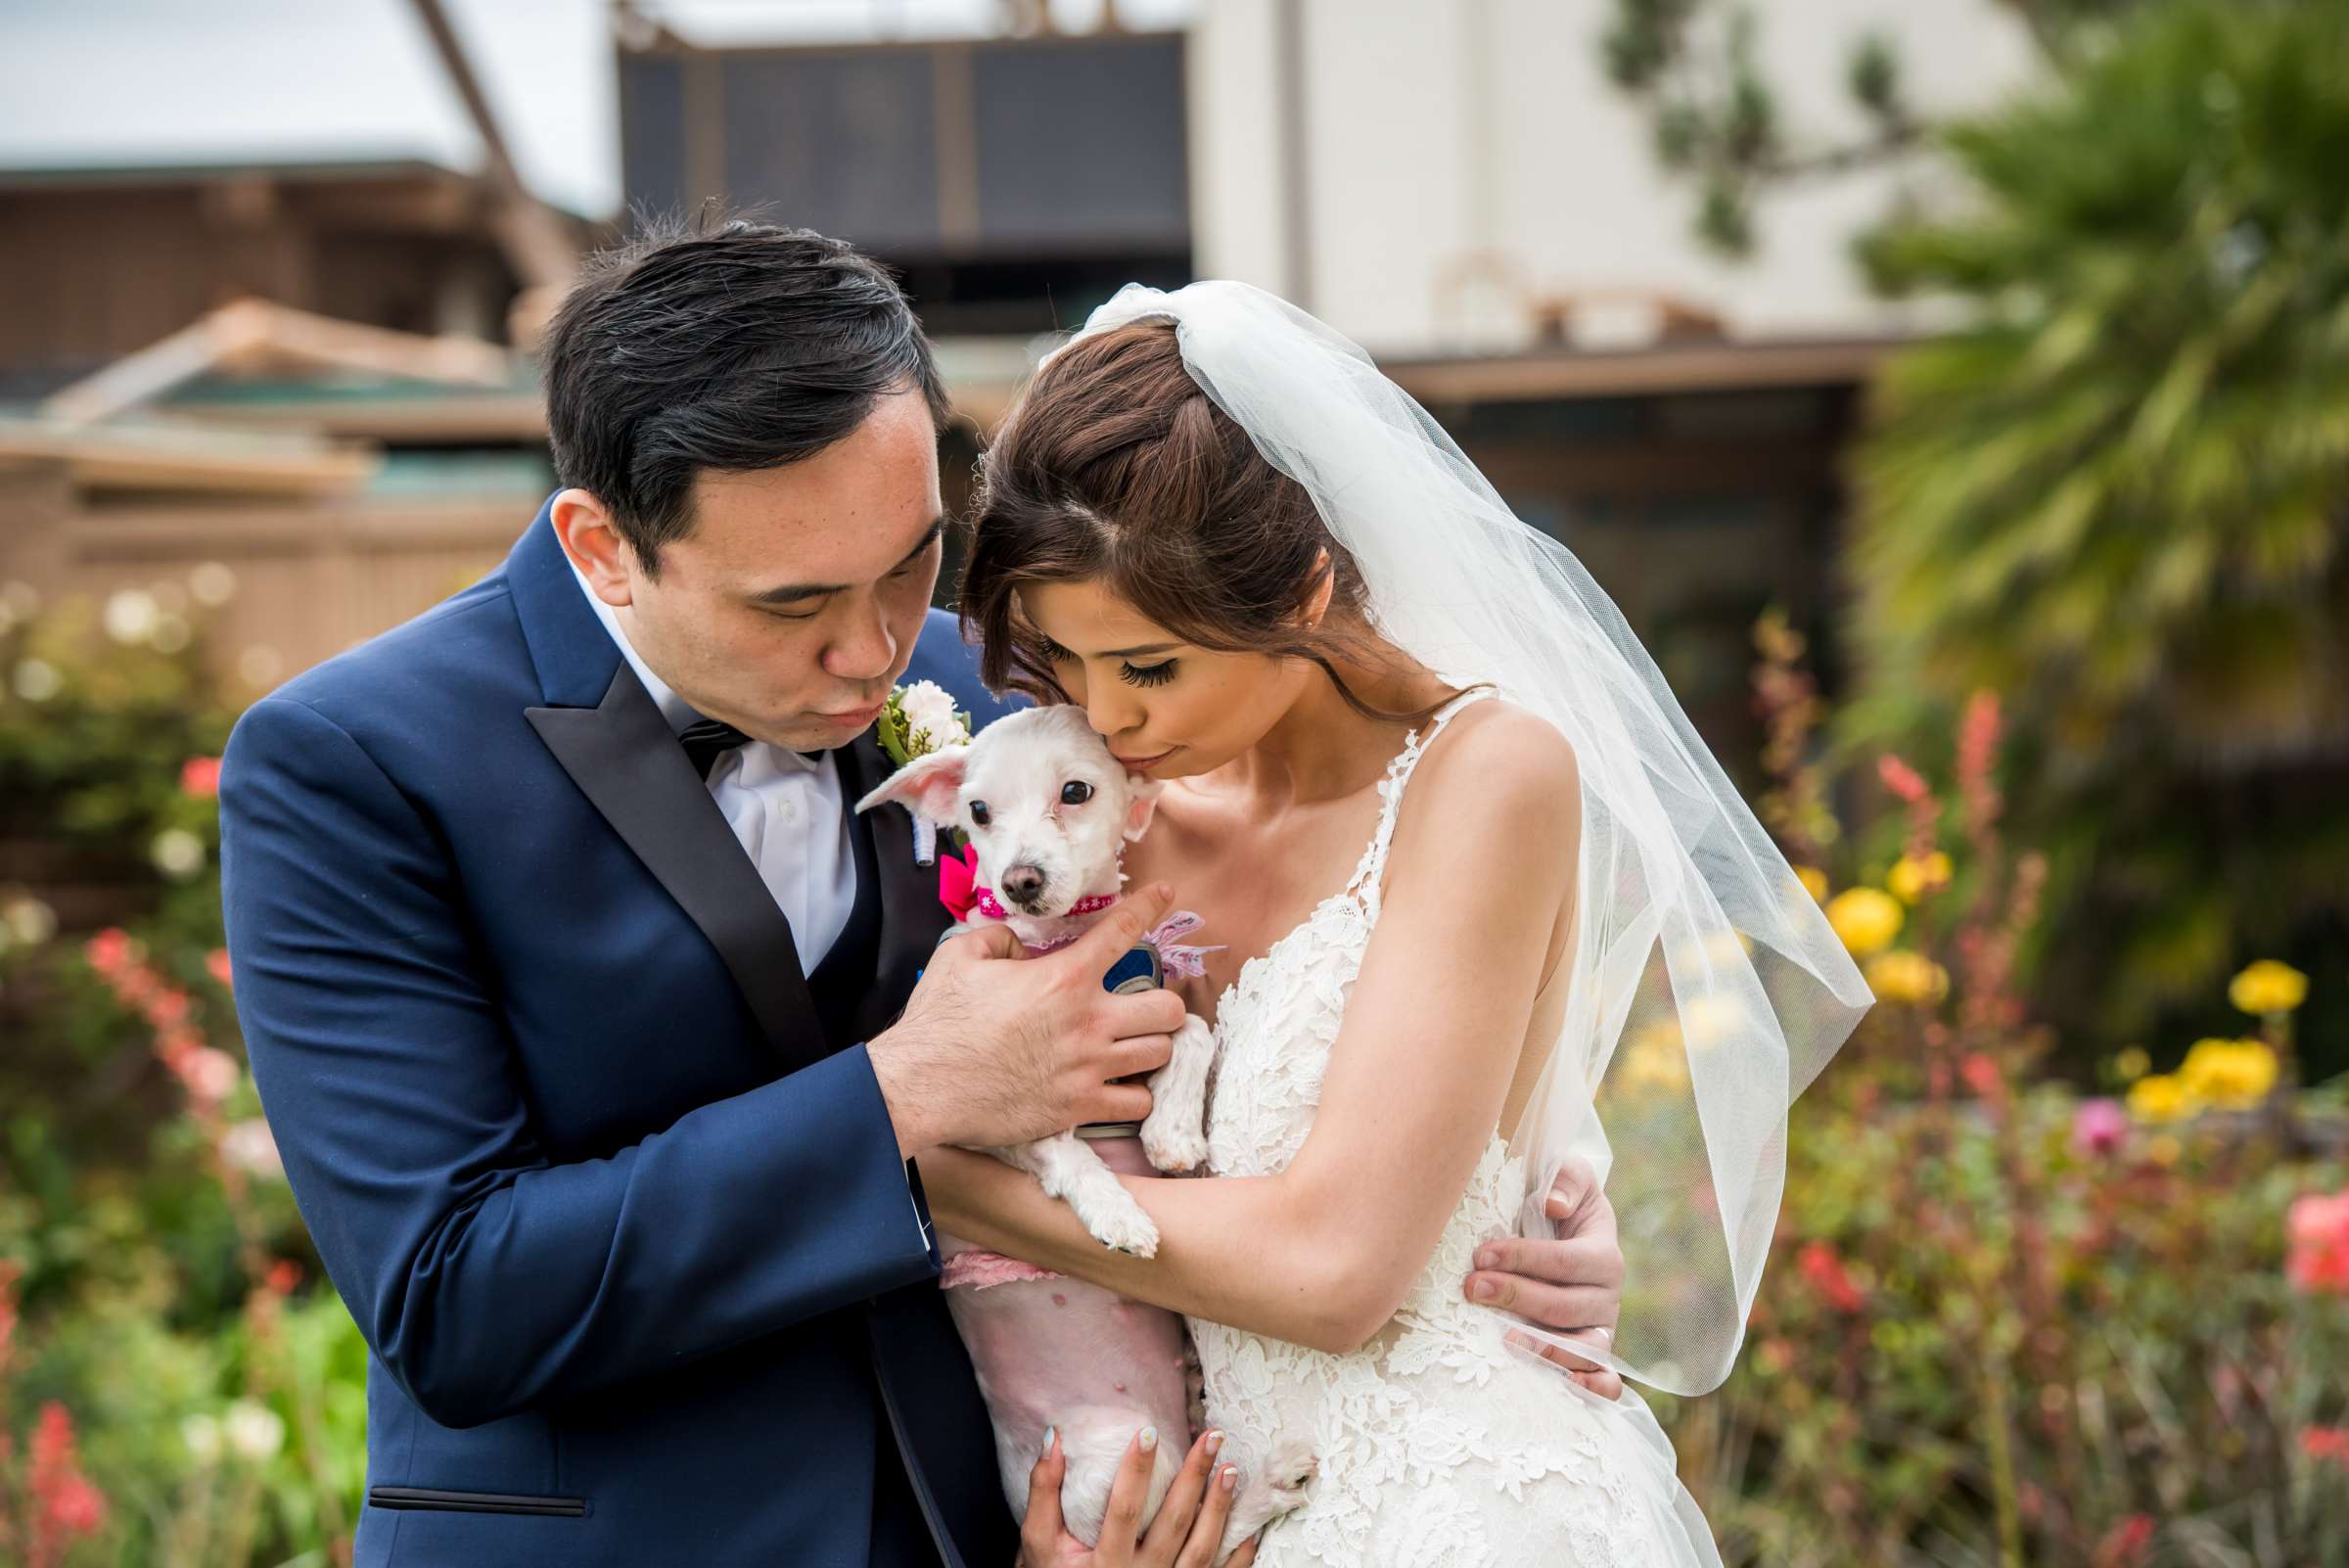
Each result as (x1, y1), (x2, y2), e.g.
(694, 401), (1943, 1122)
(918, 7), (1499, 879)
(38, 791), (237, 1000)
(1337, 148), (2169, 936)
(970, 887), (1121, 922)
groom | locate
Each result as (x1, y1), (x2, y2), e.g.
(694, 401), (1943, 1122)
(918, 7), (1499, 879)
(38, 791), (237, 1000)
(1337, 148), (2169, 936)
(220, 217), (1626, 1568)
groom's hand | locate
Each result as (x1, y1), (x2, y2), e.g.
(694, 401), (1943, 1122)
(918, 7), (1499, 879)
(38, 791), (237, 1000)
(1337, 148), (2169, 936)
(869, 885), (1185, 1158)
(1461, 1155), (1626, 1400)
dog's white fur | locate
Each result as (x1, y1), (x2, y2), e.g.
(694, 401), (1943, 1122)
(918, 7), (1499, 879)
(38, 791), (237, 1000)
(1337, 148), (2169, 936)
(856, 705), (1219, 1255)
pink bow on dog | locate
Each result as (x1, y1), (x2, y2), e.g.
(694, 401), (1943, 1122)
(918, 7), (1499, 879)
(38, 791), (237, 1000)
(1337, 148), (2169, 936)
(938, 842), (983, 923)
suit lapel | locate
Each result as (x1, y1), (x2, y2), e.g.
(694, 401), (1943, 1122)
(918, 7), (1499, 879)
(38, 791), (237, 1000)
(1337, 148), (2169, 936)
(836, 732), (952, 1041)
(528, 657), (823, 1065)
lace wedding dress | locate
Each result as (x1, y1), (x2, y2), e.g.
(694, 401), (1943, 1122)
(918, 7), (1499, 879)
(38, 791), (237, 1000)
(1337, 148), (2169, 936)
(1189, 691), (1719, 1568)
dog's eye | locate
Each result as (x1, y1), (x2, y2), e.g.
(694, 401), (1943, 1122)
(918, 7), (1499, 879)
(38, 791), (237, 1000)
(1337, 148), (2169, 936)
(1060, 781), (1093, 806)
(969, 801), (990, 826)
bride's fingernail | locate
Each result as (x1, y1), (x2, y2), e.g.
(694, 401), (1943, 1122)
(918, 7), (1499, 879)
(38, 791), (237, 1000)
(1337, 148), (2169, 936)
(1043, 1425), (1056, 1454)
(1470, 1277), (1498, 1302)
(1220, 1465), (1238, 1492)
(1205, 1429), (1224, 1456)
(1474, 1248), (1496, 1270)
(1139, 1426), (1158, 1452)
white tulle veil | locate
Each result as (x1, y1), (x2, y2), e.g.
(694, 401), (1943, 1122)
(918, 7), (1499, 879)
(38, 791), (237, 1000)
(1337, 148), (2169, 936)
(1055, 281), (1873, 1399)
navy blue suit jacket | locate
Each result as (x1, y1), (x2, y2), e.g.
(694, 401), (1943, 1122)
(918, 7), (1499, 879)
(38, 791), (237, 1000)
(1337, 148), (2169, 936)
(220, 500), (1021, 1568)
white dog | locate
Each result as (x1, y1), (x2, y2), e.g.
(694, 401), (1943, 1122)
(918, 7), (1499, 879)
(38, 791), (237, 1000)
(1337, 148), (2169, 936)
(855, 703), (1220, 1255)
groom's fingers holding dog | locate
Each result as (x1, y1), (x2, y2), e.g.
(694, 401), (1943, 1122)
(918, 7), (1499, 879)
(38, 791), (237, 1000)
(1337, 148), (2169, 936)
(872, 890), (1184, 1153)
(1062, 882), (1177, 981)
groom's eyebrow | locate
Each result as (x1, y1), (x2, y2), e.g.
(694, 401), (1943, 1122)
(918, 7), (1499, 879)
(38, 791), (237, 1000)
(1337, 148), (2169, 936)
(747, 516), (945, 606)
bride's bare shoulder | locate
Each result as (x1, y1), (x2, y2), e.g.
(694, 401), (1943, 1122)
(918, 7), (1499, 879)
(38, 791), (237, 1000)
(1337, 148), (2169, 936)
(1391, 695), (1582, 873)
(1420, 696), (1580, 804)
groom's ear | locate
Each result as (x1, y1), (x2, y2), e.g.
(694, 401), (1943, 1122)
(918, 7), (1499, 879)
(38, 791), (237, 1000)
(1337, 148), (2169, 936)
(855, 746), (969, 826)
(1121, 775), (1167, 843)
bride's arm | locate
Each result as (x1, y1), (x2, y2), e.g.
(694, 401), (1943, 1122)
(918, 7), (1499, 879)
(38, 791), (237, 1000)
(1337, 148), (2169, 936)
(925, 709), (1579, 1355)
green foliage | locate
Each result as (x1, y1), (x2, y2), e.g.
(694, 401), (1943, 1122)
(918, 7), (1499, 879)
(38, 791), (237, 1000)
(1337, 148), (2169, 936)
(1841, 0), (2349, 1055)
(1597, 0), (2150, 255)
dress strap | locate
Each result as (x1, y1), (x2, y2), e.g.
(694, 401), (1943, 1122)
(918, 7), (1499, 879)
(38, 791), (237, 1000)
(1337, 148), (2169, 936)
(1343, 688), (1497, 917)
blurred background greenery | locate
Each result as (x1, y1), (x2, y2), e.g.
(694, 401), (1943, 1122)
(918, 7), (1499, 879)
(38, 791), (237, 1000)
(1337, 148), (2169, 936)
(3, 1), (2345, 1565)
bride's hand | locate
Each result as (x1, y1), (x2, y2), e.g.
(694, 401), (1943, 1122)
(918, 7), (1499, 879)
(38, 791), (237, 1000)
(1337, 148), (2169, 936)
(1461, 1154), (1627, 1400)
(1018, 1426), (1260, 1568)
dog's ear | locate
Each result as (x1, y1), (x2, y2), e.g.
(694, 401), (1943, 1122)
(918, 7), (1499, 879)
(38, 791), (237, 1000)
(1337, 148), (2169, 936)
(1121, 775), (1168, 843)
(855, 746), (969, 826)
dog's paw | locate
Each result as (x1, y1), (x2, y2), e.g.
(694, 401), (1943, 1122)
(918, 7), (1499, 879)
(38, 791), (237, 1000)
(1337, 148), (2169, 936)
(1072, 1185), (1161, 1257)
(1139, 1110), (1209, 1175)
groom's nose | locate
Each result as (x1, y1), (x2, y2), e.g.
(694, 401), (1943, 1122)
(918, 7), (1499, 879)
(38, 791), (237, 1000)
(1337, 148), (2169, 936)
(822, 599), (898, 683)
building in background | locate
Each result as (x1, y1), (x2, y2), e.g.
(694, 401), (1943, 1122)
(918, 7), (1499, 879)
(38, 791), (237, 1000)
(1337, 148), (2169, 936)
(1, 0), (2038, 776)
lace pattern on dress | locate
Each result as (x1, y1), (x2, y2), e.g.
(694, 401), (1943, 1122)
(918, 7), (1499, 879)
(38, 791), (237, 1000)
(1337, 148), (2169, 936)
(1191, 689), (1696, 1566)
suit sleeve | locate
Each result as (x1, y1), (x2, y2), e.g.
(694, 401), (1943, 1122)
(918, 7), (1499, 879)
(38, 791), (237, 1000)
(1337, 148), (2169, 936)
(219, 695), (940, 1429)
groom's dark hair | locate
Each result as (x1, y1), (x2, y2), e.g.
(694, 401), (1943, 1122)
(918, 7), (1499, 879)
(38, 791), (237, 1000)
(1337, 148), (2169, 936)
(541, 210), (951, 575)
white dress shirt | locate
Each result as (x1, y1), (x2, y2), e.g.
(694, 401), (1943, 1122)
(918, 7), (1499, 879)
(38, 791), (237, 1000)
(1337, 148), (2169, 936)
(569, 562), (858, 976)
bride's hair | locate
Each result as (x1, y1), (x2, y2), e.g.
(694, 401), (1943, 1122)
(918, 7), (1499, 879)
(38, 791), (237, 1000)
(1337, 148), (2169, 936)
(960, 321), (1448, 723)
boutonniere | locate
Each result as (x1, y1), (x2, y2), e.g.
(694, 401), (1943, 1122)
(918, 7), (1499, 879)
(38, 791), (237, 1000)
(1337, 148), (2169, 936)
(875, 680), (973, 866)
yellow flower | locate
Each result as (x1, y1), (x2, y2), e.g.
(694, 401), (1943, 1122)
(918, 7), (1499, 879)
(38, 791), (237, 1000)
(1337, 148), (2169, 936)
(2113, 1046), (2150, 1083)
(2229, 959), (2307, 1017)
(1793, 865), (1829, 903)
(2177, 1038), (2279, 1111)
(1886, 851), (1954, 905)
(1616, 1021), (1689, 1092)
(2146, 1133), (2184, 1168)
(1864, 948), (1950, 1006)
(2126, 1073), (2198, 1125)
(1826, 887), (1904, 957)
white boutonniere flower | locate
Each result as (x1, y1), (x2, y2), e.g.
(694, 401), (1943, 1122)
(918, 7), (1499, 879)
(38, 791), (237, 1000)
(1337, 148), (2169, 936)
(875, 680), (972, 863)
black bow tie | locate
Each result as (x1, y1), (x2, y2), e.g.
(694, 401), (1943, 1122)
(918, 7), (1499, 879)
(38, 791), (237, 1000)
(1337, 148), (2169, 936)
(678, 717), (754, 780)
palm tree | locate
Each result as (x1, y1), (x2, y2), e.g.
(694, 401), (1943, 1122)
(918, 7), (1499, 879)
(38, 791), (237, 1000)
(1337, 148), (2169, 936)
(1840, 0), (2349, 1057)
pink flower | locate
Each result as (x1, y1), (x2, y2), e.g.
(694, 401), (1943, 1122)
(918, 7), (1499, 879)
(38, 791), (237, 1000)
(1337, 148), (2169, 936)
(2071, 1098), (2128, 1157)
(83, 927), (134, 977)
(2287, 1190), (2349, 1295)
(1960, 1051), (2004, 1099)
(2303, 1426), (2349, 1464)
(1798, 1239), (1865, 1314)
(206, 947), (233, 989)
(180, 755), (222, 798)
(1876, 753), (1930, 804)
(172, 1045), (241, 1105)
(28, 1402), (109, 1555)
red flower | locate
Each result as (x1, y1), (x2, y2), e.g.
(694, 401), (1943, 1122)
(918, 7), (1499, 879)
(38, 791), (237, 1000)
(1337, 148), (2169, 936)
(27, 1402), (109, 1561)
(938, 841), (982, 924)
(2287, 1190), (2349, 1295)
(2303, 1426), (2349, 1464)
(1798, 1239), (1865, 1314)
(2093, 1513), (2155, 1568)
(265, 1259), (304, 1297)
(1959, 1051), (2004, 1099)
(207, 947), (234, 989)
(180, 755), (222, 798)
(82, 927), (134, 978)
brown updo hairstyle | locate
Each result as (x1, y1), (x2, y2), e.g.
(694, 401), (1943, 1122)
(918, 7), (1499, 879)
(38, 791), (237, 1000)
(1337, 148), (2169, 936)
(959, 319), (1451, 724)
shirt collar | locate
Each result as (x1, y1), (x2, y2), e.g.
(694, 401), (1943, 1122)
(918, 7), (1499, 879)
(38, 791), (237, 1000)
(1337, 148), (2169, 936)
(566, 550), (700, 735)
(564, 549), (829, 775)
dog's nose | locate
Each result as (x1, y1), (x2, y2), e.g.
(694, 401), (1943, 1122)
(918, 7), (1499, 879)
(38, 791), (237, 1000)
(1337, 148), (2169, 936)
(1000, 864), (1047, 905)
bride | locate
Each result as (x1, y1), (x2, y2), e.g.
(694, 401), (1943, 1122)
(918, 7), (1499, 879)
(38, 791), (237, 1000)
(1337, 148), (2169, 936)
(923, 282), (1872, 1566)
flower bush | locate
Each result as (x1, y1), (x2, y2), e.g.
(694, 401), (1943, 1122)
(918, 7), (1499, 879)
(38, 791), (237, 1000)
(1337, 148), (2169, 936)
(2, 583), (2342, 1567)
(1652, 613), (2349, 1567)
(2, 579), (364, 1568)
